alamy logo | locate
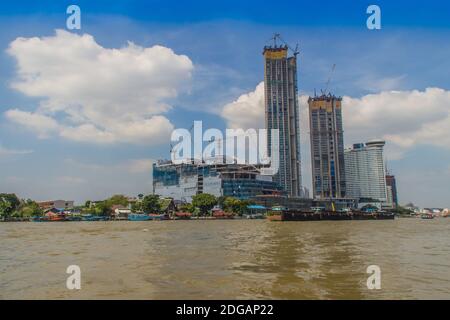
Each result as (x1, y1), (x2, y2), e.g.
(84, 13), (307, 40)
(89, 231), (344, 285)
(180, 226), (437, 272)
(66, 265), (81, 290)
(366, 5), (382, 30)
(366, 265), (381, 290)
(170, 121), (279, 175)
(66, 5), (81, 30)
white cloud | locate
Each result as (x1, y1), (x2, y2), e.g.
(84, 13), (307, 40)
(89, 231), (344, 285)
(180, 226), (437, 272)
(126, 159), (154, 173)
(355, 75), (406, 92)
(343, 88), (450, 158)
(0, 144), (33, 157)
(4, 109), (59, 139)
(221, 82), (265, 129)
(5, 29), (193, 145)
(221, 84), (450, 160)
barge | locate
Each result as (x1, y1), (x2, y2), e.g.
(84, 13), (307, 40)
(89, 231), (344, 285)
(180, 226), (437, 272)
(267, 208), (395, 221)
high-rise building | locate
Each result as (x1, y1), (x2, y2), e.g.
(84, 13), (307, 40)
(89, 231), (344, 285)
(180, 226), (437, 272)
(308, 94), (346, 199)
(344, 141), (388, 202)
(263, 44), (302, 197)
(385, 174), (398, 207)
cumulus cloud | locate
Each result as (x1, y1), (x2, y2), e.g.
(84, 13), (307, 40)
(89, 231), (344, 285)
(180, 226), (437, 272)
(343, 88), (450, 158)
(221, 82), (265, 129)
(5, 29), (194, 144)
(221, 84), (450, 160)
(4, 109), (60, 138)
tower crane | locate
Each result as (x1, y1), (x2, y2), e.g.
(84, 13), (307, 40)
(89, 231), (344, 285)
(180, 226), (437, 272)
(267, 33), (299, 57)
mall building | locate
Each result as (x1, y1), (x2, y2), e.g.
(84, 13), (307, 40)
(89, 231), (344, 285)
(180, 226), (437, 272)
(152, 160), (284, 203)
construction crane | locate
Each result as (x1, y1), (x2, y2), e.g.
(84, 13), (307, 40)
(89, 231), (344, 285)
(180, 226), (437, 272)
(267, 33), (299, 57)
(321, 64), (336, 96)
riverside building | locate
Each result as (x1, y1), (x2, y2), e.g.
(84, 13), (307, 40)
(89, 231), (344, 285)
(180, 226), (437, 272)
(308, 94), (346, 199)
(152, 160), (284, 203)
(263, 44), (302, 197)
(344, 140), (388, 203)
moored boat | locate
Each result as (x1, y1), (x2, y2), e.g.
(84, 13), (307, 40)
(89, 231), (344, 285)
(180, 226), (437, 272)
(65, 215), (83, 221)
(267, 208), (395, 222)
(244, 213), (265, 219)
(266, 214), (282, 221)
(32, 216), (48, 222)
(212, 210), (234, 219)
(128, 213), (151, 221)
(149, 213), (169, 220)
(421, 213), (434, 220)
(173, 212), (192, 220)
(82, 214), (109, 221)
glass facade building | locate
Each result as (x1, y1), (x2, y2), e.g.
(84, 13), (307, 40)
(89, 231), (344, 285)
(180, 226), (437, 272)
(263, 45), (302, 197)
(153, 161), (284, 202)
(344, 141), (388, 202)
(386, 174), (398, 207)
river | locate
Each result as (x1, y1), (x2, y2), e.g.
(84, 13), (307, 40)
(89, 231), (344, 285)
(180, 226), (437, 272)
(0, 219), (449, 299)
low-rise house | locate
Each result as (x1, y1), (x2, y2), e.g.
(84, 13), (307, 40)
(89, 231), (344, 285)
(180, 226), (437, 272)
(405, 204), (420, 215)
(37, 200), (74, 210)
(422, 208), (444, 216)
(173, 199), (187, 211)
(111, 205), (131, 220)
(158, 197), (176, 215)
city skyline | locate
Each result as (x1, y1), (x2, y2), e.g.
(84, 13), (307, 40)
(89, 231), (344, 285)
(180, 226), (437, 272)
(1, 1), (450, 207)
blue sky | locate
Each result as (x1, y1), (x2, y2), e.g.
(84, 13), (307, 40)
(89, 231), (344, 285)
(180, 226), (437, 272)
(0, 0), (449, 207)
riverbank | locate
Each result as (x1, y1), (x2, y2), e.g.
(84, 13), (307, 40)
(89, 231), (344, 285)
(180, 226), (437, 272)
(2, 214), (448, 223)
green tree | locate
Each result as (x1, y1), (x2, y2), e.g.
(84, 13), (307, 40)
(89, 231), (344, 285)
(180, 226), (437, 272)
(179, 203), (195, 213)
(84, 200), (91, 208)
(192, 193), (217, 216)
(131, 201), (143, 213)
(391, 206), (413, 216)
(108, 195), (129, 207)
(95, 201), (112, 216)
(238, 199), (251, 215)
(223, 197), (238, 213)
(0, 201), (13, 219)
(222, 197), (253, 215)
(0, 193), (21, 218)
(217, 196), (227, 209)
(19, 200), (43, 217)
(141, 195), (161, 213)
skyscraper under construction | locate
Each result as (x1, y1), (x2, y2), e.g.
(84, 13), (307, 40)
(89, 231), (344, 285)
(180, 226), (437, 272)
(263, 42), (302, 197)
(308, 94), (346, 199)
